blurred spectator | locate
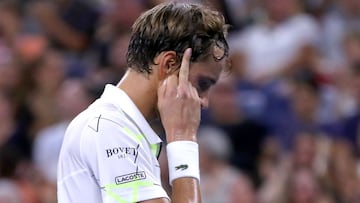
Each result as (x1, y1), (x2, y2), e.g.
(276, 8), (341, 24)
(303, 0), (360, 79)
(229, 0), (320, 83)
(258, 133), (333, 203)
(198, 126), (256, 203)
(338, 0), (360, 23)
(33, 78), (93, 184)
(98, 0), (145, 36)
(302, 0), (345, 69)
(224, 0), (255, 31)
(285, 168), (334, 203)
(264, 68), (338, 151)
(29, 0), (100, 52)
(4, 49), (66, 159)
(201, 75), (268, 185)
(0, 0), (22, 47)
(19, 51), (65, 137)
(31, 78), (93, 203)
(105, 32), (131, 77)
(323, 140), (360, 202)
(94, 0), (145, 78)
(26, 50), (65, 136)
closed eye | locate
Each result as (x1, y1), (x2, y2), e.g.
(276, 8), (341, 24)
(197, 77), (216, 93)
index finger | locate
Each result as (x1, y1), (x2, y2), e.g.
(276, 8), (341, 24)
(178, 48), (192, 85)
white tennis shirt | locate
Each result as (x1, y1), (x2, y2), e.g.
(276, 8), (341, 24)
(57, 84), (169, 203)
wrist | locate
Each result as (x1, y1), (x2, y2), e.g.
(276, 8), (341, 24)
(166, 135), (197, 143)
(166, 141), (200, 185)
(165, 129), (198, 142)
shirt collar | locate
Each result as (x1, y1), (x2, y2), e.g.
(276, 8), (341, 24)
(100, 84), (162, 144)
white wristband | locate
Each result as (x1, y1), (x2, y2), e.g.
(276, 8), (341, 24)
(166, 141), (200, 186)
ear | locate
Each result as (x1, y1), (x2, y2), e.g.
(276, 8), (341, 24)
(154, 51), (178, 80)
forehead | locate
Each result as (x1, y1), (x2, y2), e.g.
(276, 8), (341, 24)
(189, 57), (226, 77)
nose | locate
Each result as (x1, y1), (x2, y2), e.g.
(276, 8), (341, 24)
(200, 97), (209, 109)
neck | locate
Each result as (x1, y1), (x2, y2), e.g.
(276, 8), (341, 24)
(117, 69), (158, 121)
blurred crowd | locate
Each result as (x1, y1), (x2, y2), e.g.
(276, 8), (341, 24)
(0, 0), (359, 202)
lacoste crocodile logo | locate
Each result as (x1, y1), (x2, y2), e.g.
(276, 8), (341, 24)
(175, 164), (188, 171)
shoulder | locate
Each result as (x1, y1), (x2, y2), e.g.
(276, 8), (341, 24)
(60, 103), (133, 156)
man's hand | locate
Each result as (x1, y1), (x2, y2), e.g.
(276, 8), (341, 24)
(157, 48), (201, 143)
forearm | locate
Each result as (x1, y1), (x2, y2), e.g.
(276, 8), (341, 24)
(171, 178), (201, 203)
(40, 15), (88, 50)
(30, 2), (88, 51)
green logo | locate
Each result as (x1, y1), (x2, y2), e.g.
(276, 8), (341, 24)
(175, 164), (188, 171)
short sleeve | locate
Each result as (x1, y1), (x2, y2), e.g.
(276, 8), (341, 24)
(81, 114), (169, 202)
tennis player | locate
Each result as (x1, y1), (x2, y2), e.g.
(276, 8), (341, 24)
(57, 2), (229, 203)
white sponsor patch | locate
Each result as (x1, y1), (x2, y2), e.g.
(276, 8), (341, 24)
(115, 171), (146, 184)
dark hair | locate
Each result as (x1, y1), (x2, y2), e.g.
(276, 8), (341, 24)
(127, 2), (229, 74)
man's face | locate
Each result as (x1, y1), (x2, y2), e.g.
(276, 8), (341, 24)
(187, 56), (226, 108)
